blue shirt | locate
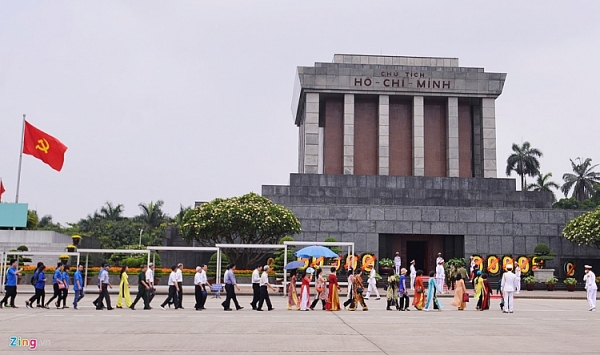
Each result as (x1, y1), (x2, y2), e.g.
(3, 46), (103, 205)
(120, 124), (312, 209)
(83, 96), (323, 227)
(73, 270), (83, 291)
(398, 275), (406, 292)
(62, 271), (69, 287)
(35, 271), (46, 289)
(53, 269), (63, 284)
(5, 266), (17, 286)
(224, 269), (236, 285)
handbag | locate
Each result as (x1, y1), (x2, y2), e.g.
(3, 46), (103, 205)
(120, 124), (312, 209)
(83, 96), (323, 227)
(58, 281), (66, 290)
(462, 293), (469, 302)
(416, 287), (423, 294)
(316, 285), (324, 293)
(356, 287), (364, 294)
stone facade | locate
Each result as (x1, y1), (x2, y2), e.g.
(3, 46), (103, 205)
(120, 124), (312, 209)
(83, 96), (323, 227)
(262, 174), (597, 277)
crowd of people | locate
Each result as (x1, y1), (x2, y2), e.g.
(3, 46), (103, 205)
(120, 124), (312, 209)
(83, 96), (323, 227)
(0, 255), (597, 313)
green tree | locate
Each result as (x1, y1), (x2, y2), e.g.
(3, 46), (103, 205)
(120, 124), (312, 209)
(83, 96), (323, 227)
(562, 207), (600, 249)
(181, 192), (302, 268)
(27, 210), (38, 230)
(505, 142), (543, 191)
(136, 200), (168, 229)
(273, 236), (295, 274)
(99, 202), (125, 220)
(561, 158), (600, 202)
(526, 172), (560, 202)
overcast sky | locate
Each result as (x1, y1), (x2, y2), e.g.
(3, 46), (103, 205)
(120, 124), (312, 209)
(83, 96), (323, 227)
(1, 1), (599, 224)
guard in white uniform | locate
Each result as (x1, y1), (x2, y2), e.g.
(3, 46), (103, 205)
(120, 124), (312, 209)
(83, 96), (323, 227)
(435, 261), (445, 294)
(501, 264), (518, 313)
(584, 265), (597, 311)
(409, 260), (416, 290)
(365, 267), (380, 300)
(394, 252), (402, 275)
(514, 262), (522, 294)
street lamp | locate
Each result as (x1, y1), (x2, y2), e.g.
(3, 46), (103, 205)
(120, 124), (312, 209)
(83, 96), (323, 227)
(139, 228), (144, 247)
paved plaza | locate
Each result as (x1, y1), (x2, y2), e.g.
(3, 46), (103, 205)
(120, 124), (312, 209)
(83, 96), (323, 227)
(0, 291), (598, 354)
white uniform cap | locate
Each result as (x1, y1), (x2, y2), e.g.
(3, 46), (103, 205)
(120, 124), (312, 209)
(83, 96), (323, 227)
(584, 265), (592, 269)
(506, 264), (513, 269)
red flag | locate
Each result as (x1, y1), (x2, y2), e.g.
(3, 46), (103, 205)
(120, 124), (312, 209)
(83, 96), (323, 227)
(23, 121), (68, 171)
(0, 180), (5, 202)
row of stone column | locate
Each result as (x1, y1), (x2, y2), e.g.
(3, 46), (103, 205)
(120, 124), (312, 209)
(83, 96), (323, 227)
(302, 93), (496, 178)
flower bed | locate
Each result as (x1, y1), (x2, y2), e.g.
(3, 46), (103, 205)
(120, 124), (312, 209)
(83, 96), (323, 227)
(20, 265), (274, 277)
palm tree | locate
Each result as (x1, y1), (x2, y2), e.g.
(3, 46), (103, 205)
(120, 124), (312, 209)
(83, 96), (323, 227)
(505, 142), (543, 190)
(99, 202), (124, 220)
(136, 200), (167, 229)
(526, 172), (560, 201)
(561, 157), (600, 202)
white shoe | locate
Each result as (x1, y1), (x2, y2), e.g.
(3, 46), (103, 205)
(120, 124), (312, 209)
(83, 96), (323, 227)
(592, 308), (596, 312)
(516, 292), (520, 294)
(424, 308), (429, 312)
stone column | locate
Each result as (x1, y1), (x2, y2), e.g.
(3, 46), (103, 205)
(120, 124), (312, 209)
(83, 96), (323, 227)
(343, 94), (354, 175)
(481, 98), (497, 178)
(413, 96), (424, 176)
(304, 93), (320, 174)
(447, 97), (459, 177)
(317, 127), (324, 174)
(472, 101), (482, 178)
(378, 95), (390, 175)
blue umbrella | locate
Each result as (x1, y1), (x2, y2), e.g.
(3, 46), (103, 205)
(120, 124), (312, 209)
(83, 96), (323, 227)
(284, 261), (306, 270)
(295, 245), (339, 258)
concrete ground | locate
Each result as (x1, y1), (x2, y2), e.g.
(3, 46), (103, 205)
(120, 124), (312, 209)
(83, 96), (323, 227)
(0, 290), (598, 354)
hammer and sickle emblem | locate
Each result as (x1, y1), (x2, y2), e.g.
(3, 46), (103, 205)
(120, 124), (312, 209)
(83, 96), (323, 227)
(35, 138), (50, 154)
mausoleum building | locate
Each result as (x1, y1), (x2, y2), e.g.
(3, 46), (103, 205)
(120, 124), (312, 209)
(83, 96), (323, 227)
(261, 54), (599, 277)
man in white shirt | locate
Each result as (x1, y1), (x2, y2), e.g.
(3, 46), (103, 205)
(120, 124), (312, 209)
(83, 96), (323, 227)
(176, 263), (184, 309)
(394, 252), (402, 275)
(198, 265), (210, 310)
(146, 263), (155, 304)
(583, 265), (597, 311)
(501, 263), (518, 313)
(514, 262), (522, 294)
(410, 260), (416, 290)
(364, 266), (380, 300)
(250, 265), (263, 310)
(435, 261), (445, 295)
(257, 265), (276, 311)
(160, 266), (180, 310)
(194, 266), (203, 310)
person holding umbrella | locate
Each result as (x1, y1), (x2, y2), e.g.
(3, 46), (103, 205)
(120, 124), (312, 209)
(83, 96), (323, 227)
(287, 269), (300, 310)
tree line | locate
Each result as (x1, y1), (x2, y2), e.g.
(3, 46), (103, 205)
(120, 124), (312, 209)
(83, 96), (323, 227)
(506, 142), (600, 209)
(25, 201), (192, 249)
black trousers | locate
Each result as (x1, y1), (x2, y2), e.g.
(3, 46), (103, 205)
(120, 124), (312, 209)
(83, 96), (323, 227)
(93, 287), (104, 308)
(251, 283), (260, 308)
(195, 285), (203, 309)
(199, 285), (207, 309)
(257, 285), (273, 310)
(399, 293), (410, 310)
(161, 285), (178, 308)
(46, 284), (63, 306)
(131, 287), (149, 309)
(0, 286), (17, 306)
(310, 296), (326, 310)
(99, 284), (112, 309)
(28, 288), (45, 306)
(222, 284), (240, 310)
(177, 282), (183, 308)
(61, 288), (68, 306)
(148, 286), (155, 303)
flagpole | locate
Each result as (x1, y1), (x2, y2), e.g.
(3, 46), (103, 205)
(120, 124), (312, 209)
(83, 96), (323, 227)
(15, 114), (26, 204)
